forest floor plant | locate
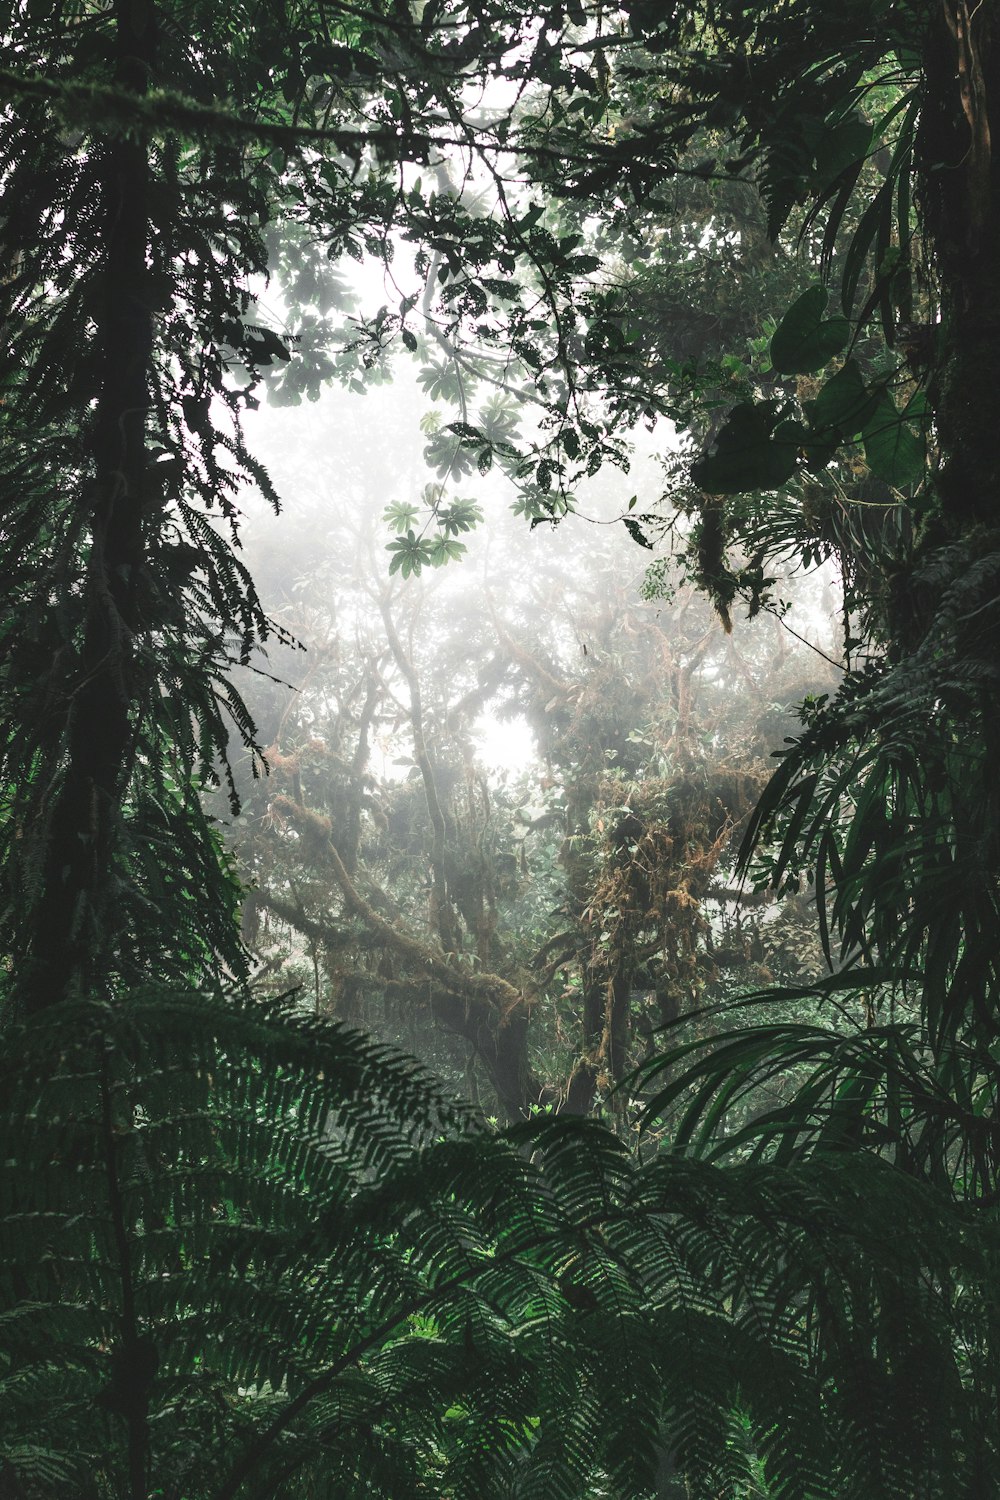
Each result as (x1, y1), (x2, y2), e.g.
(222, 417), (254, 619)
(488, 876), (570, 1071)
(2, 0), (1000, 1495)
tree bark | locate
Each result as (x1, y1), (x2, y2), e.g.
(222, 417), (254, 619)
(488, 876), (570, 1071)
(918, 1), (1000, 529)
(20, 0), (156, 1012)
(265, 795), (548, 1118)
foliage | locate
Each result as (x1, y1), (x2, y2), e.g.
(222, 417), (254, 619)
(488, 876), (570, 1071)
(2, 985), (997, 1500)
(5, 0), (1000, 1495)
(570, 0), (1000, 1220)
(227, 426), (822, 1121)
(0, 0), (288, 1007)
(642, 540), (1000, 1195)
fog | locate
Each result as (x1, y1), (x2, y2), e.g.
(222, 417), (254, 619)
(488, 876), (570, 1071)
(222, 353), (841, 1115)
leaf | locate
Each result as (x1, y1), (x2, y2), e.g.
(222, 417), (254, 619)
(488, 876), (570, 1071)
(861, 392), (925, 487)
(386, 530), (433, 577)
(691, 402), (799, 494)
(770, 286), (849, 375)
(840, 92), (919, 327)
(437, 499), (483, 535)
(383, 502), (420, 534)
(243, 326), (292, 365)
(813, 113), (872, 184)
(427, 536), (466, 566)
(446, 421), (484, 442)
(517, 203), (545, 232)
(623, 516), (653, 549)
(806, 359), (880, 440)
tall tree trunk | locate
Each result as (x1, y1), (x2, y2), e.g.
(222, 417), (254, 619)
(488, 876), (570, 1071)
(919, 1), (1000, 528)
(20, 0), (156, 1012)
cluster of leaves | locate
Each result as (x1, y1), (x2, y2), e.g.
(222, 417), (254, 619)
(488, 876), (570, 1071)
(384, 490), (484, 575)
(1, 986), (995, 1500)
(230, 423), (835, 1125)
(0, 0), (298, 1002)
(694, 287), (926, 496)
(6, 0), (1000, 1494)
(581, 0), (1000, 1230)
(645, 536), (1000, 1191)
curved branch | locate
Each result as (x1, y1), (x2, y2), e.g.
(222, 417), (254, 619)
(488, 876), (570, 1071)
(264, 795), (552, 1117)
(379, 593), (458, 952)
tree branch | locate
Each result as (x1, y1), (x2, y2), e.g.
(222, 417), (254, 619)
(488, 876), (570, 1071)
(379, 593), (459, 953)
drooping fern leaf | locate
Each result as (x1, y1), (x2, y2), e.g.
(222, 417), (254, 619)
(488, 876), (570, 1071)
(0, 988), (994, 1499)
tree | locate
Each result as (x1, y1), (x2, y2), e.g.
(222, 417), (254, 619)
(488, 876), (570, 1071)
(0, 0), (617, 1013)
(226, 386), (832, 1120)
(0, 0), (280, 1011)
(532, 1), (1000, 1201)
(3, 0), (1000, 1494)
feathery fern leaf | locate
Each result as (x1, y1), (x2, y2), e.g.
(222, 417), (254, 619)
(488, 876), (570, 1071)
(1, 989), (994, 1498)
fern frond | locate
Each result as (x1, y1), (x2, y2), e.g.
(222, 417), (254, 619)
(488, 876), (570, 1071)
(0, 991), (994, 1498)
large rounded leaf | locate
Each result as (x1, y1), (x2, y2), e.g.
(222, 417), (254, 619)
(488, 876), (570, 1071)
(807, 359), (881, 439)
(770, 286), (850, 375)
(691, 402), (799, 494)
(813, 113), (873, 183)
(862, 391), (925, 487)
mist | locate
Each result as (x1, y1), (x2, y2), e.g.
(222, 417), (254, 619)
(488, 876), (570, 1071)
(222, 359), (839, 1118)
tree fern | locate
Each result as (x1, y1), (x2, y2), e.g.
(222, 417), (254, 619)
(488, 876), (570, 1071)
(0, 989), (993, 1499)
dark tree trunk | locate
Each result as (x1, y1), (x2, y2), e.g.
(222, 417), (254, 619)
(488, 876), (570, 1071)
(460, 1003), (546, 1121)
(20, 0), (156, 1012)
(919, 1), (1000, 529)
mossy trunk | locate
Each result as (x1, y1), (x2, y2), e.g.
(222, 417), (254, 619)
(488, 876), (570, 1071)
(20, 0), (156, 1012)
(918, 1), (1000, 529)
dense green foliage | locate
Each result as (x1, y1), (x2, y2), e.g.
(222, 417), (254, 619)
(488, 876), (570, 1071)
(3, 0), (1000, 1495)
(583, 1), (1000, 1206)
(2, 988), (996, 1498)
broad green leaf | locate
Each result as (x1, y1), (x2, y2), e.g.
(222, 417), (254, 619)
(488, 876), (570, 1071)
(813, 114), (873, 183)
(770, 286), (850, 375)
(799, 434), (840, 472)
(623, 515), (653, 549)
(803, 357), (881, 468)
(691, 402), (799, 494)
(427, 536), (466, 566)
(437, 499), (483, 535)
(862, 392), (925, 486)
(805, 359), (880, 441)
(387, 530), (433, 577)
(383, 502), (420, 534)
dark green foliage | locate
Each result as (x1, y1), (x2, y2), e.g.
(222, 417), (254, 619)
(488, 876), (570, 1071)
(691, 402), (801, 495)
(4, 1), (1000, 1496)
(860, 389), (925, 487)
(640, 536), (1000, 1199)
(0, 0), (287, 1007)
(769, 288), (849, 378)
(579, 0), (1000, 1261)
(0, 987), (995, 1499)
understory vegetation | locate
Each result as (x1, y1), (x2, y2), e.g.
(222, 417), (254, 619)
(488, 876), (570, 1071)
(230, 399), (835, 1122)
(2, 0), (1000, 1496)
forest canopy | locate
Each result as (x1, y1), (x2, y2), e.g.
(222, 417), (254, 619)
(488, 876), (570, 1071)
(2, 0), (1000, 1496)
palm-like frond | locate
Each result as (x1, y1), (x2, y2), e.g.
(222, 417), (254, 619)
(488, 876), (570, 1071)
(0, 989), (994, 1499)
(635, 540), (1000, 1196)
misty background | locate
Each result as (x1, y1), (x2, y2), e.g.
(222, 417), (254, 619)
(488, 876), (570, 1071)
(208, 356), (841, 1123)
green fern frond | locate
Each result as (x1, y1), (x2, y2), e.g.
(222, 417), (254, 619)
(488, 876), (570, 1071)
(0, 991), (994, 1498)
